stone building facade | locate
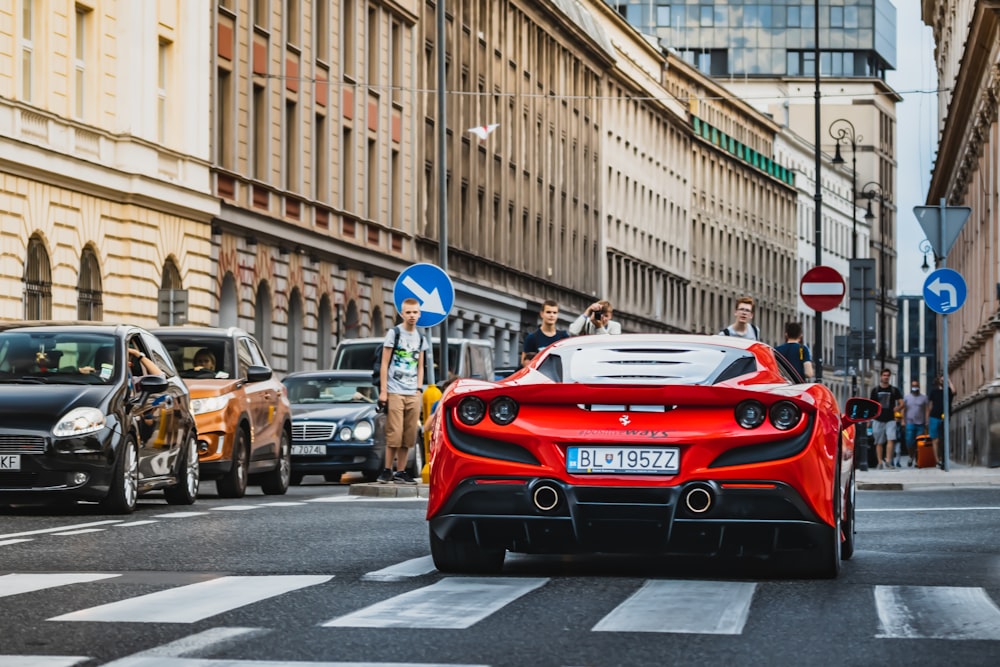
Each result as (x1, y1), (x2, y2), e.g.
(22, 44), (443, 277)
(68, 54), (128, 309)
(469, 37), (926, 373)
(0, 1), (218, 325)
(922, 0), (1000, 466)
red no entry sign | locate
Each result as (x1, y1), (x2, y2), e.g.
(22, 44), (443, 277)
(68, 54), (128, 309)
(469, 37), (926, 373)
(800, 266), (846, 312)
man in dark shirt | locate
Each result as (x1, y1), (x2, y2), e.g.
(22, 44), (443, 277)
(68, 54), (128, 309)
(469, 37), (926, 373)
(869, 368), (903, 470)
(521, 300), (570, 367)
(775, 321), (814, 382)
(927, 375), (955, 468)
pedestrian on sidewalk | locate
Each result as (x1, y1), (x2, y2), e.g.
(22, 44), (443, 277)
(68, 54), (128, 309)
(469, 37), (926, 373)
(718, 296), (760, 340)
(927, 375), (955, 468)
(376, 297), (430, 485)
(521, 299), (570, 367)
(901, 378), (929, 467)
(774, 321), (814, 382)
(869, 369), (903, 470)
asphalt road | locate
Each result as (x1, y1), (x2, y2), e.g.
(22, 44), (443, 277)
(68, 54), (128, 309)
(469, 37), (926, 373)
(1, 481), (998, 667)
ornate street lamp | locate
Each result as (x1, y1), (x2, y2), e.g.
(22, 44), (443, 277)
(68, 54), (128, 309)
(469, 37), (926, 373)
(829, 119), (861, 259)
(861, 181), (886, 367)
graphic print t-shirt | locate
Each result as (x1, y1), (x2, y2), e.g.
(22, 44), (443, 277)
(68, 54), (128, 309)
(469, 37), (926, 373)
(384, 327), (430, 396)
(870, 384), (902, 422)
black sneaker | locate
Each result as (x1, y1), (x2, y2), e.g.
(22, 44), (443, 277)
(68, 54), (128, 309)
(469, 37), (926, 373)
(393, 470), (418, 485)
(376, 469), (393, 484)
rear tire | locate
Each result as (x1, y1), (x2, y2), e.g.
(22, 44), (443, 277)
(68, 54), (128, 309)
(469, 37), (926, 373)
(99, 436), (139, 515)
(216, 428), (249, 498)
(841, 469), (856, 560)
(430, 527), (505, 574)
(260, 428), (291, 495)
(165, 433), (200, 505)
(815, 458), (844, 578)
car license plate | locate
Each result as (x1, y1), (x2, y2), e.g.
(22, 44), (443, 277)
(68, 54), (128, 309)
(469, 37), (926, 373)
(0, 455), (20, 470)
(566, 447), (679, 474)
(291, 445), (326, 456)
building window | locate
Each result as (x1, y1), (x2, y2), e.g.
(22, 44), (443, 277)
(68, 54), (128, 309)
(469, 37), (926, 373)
(314, 0), (328, 60)
(285, 0), (299, 45)
(367, 7), (379, 86)
(342, 126), (354, 210)
(253, 0), (268, 29)
(314, 112), (327, 201)
(217, 66), (233, 168)
(20, 0), (35, 101)
(367, 138), (378, 220)
(342, 0), (356, 77)
(77, 247), (103, 321)
(284, 99), (298, 191)
(74, 5), (92, 119)
(23, 235), (52, 320)
(158, 40), (171, 143)
(253, 83), (268, 179)
(390, 147), (401, 229)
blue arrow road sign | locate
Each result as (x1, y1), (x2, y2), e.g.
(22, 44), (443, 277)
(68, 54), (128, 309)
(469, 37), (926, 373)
(393, 263), (455, 327)
(922, 268), (967, 314)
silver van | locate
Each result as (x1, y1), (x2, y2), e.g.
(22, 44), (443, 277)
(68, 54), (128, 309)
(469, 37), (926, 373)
(332, 335), (494, 383)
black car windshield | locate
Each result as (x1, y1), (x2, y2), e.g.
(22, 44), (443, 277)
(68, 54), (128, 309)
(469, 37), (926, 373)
(0, 331), (118, 384)
(283, 376), (375, 404)
(158, 337), (233, 379)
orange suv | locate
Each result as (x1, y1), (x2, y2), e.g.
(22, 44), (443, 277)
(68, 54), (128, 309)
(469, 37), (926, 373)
(153, 327), (292, 498)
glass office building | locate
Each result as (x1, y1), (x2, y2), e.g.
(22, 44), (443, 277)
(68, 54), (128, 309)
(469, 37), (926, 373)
(606, 0), (896, 80)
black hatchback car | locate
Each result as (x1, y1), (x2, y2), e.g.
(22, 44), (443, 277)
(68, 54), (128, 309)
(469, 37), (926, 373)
(0, 322), (199, 513)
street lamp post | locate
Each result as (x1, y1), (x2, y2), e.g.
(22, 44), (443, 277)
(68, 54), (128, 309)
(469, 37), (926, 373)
(861, 181), (886, 368)
(829, 119), (861, 397)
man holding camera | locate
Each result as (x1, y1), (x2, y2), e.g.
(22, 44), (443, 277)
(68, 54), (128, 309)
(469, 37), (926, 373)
(569, 300), (622, 336)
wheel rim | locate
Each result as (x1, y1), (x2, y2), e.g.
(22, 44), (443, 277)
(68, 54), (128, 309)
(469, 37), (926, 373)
(278, 433), (291, 486)
(185, 436), (200, 496)
(123, 443), (138, 507)
(236, 434), (247, 483)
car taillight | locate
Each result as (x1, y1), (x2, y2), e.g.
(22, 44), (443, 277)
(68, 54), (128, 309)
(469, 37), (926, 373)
(489, 396), (518, 425)
(735, 400), (766, 429)
(457, 397), (486, 425)
(769, 401), (802, 430)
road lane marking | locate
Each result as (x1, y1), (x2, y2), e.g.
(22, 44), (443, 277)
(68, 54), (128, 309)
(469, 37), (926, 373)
(0, 520), (123, 540)
(155, 512), (210, 518)
(362, 555), (437, 581)
(323, 576), (548, 629)
(52, 528), (109, 535)
(0, 538), (33, 546)
(0, 573), (120, 598)
(0, 657), (91, 667)
(114, 521), (159, 527)
(103, 658), (486, 667)
(875, 585), (1000, 640)
(210, 505), (260, 511)
(593, 580), (756, 634)
(101, 627), (267, 664)
(255, 501), (307, 506)
(49, 575), (333, 623)
(858, 506), (1000, 512)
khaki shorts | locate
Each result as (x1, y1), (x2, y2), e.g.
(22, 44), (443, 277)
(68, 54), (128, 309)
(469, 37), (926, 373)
(385, 393), (421, 449)
(871, 419), (897, 445)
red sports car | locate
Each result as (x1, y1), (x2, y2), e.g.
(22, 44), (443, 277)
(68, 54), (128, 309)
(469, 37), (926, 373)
(426, 334), (879, 578)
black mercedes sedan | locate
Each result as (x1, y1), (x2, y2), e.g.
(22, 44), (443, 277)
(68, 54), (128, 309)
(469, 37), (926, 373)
(282, 371), (381, 484)
(0, 322), (199, 513)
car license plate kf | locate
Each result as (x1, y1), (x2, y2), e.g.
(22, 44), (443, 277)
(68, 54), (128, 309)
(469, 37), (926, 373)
(291, 445), (326, 456)
(0, 455), (20, 470)
(566, 446), (679, 474)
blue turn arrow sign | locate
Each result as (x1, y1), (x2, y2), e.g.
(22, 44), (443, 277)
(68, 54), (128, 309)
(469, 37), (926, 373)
(393, 263), (455, 327)
(922, 268), (967, 314)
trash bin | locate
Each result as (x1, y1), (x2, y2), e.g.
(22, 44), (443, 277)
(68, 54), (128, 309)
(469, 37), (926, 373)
(916, 434), (937, 468)
(855, 421), (871, 471)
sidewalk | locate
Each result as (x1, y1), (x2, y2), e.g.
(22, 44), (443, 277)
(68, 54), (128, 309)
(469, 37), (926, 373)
(856, 460), (1000, 490)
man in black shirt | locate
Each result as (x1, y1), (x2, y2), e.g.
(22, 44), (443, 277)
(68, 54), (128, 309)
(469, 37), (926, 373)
(869, 368), (903, 469)
(927, 375), (955, 468)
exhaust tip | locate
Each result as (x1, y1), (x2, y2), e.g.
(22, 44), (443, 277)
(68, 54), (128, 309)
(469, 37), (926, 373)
(532, 484), (560, 512)
(684, 485), (714, 514)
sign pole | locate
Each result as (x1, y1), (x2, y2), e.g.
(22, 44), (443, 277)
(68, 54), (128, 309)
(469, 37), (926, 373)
(939, 197), (951, 472)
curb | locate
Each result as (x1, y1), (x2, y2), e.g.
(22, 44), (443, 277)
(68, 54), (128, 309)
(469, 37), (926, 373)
(349, 482), (430, 498)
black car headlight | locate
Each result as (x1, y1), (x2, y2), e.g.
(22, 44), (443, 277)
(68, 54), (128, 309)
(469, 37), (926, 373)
(353, 420), (374, 441)
(53, 407), (106, 437)
(489, 396), (518, 425)
(457, 397), (486, 425)
(735, 400), (766, 429)
(769, 401), (802, 430)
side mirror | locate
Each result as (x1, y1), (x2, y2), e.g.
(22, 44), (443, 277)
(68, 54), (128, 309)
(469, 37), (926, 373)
(246, 365), (273, 383)
(843, 397), (881, 424)
(134, 374), (169, 395)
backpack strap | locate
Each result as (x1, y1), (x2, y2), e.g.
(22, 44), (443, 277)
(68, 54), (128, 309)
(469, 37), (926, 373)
(721, 328), (731, 336)
(752, 323), (760, 340)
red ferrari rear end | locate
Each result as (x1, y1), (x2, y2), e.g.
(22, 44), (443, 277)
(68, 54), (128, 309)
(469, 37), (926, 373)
(426, 335), (878, 577)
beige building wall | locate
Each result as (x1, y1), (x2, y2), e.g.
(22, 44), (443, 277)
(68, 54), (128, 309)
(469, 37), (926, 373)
(0, 0), (217, 325)
(668, 59), (799, 343)
(923, 0), (1000, 466)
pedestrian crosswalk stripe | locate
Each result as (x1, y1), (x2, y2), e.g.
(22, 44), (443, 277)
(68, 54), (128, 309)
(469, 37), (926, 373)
(52, 528), (109, 535)
(255, 501), (307, 507)
(875, 585), (1000, 640)
(323, 576), (548, 629)
(102, 658), (487, 667)
(0, 573), (121, 598)
(210, 505), (260, 511)
(0, 519), (122, 540)
(0, 538), (33, 546)
(48, 575), (333, 624)
(592, 580), (756, 634)
(0, 657), (90, 667)
(101, 627), (267, 665)
(363, 555), (437, 581)
(114, 521), (159, 527)
(155, 512), (208, 518)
